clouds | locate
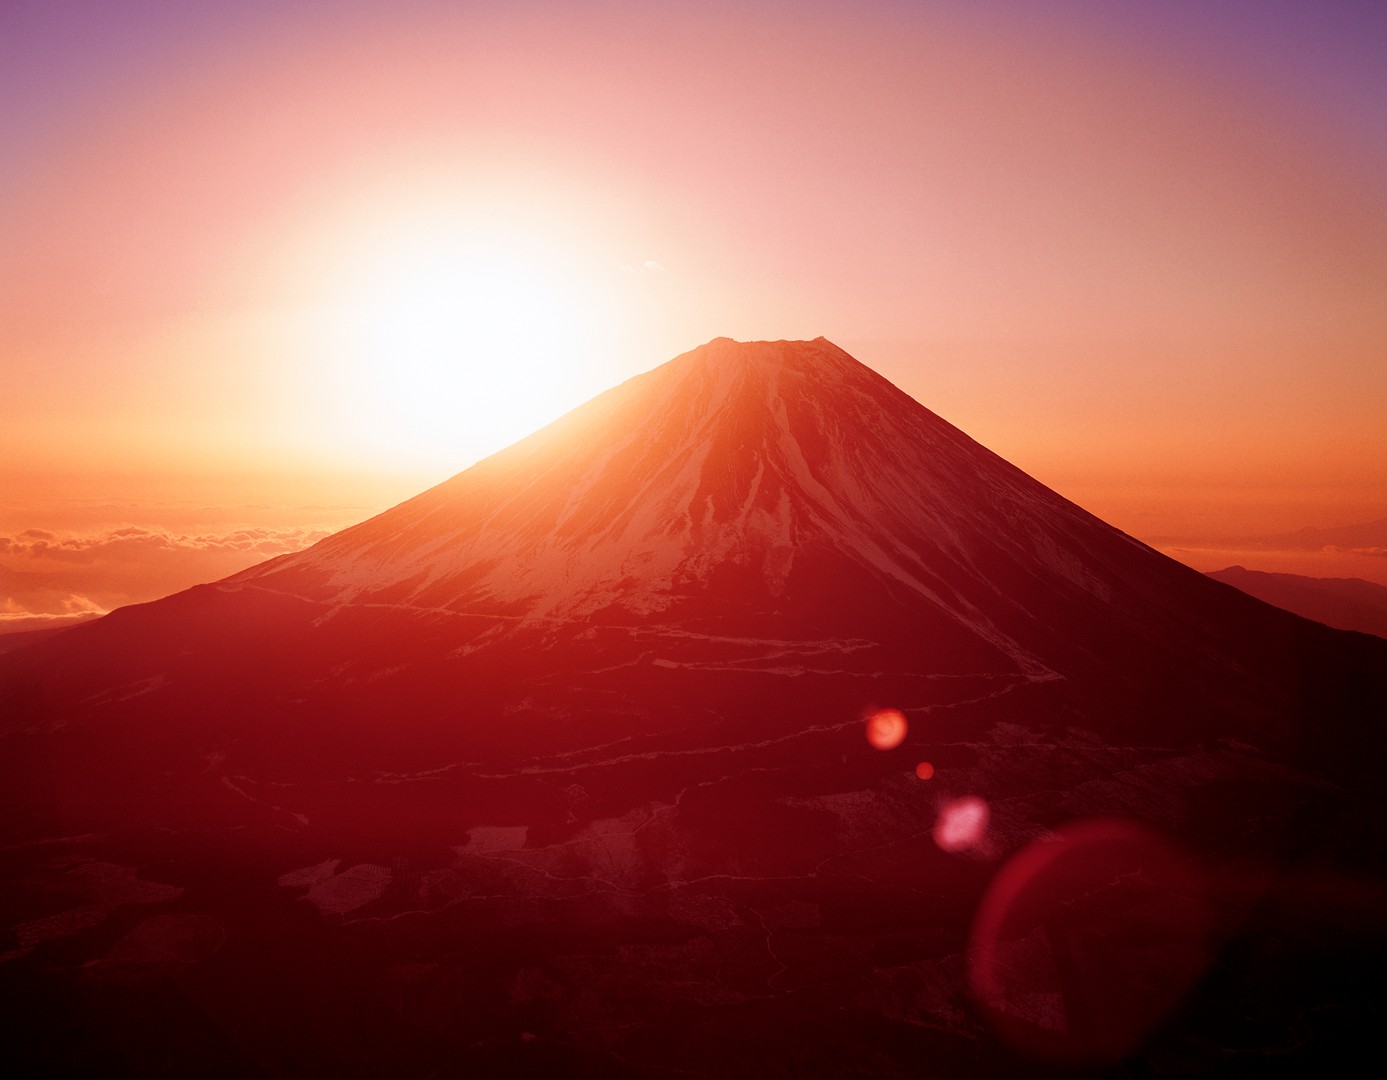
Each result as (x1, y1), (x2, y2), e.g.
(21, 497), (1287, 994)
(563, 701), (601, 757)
(0, 593), (103, 615)
(0, 525), (329, 623)
(0, 526), (325, 563)
(1323, 546), (1387, 559)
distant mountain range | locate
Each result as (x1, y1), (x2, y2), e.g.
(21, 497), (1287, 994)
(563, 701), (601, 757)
(1207, 565), (1387, 639)
(2, 338), (1384, 1077)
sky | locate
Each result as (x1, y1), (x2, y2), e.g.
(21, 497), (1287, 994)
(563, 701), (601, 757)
(2, 0), (1385, 621)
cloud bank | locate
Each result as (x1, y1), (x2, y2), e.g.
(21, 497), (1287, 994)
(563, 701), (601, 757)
(0, 525), (330, 624)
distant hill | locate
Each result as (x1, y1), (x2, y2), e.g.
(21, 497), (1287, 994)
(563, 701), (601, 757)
(1207, 566), (1387, 639)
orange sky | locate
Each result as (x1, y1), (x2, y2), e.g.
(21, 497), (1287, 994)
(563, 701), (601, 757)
(3, 0), (1386, 616)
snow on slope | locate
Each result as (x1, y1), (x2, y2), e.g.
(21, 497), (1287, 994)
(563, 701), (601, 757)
(228, 338), (1173, 673)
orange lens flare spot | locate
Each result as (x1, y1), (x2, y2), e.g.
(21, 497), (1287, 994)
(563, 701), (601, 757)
(914, 761), (935, 780)
(864, 708), (908, 750)
(935, 795), (990, 853)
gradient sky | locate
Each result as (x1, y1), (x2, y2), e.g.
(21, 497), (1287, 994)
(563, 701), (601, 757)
(3, 0), (1386, 615)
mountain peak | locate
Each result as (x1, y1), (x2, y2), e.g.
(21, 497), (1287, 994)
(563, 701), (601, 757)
(656, 336), (867, 411)
(682, 335), (846, 372)
(229, 336), (1176, 680)
(698, 335), (834, 349)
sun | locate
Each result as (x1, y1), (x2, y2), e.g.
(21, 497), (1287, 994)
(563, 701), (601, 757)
(308, 213), (610, 470)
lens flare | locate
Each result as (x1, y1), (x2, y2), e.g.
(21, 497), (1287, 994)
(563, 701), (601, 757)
(967, 818), (1212, 1066)
(914, 761), (935, 780)
(934, 795), (989, 852)
(864, 708), (908, 750)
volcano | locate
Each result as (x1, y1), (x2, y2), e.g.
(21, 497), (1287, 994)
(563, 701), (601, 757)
(2, 338), (1384, 1076)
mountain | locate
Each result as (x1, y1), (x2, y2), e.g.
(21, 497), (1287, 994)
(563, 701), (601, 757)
(1207, 565), (1387, 639)
(2, 337), (1385, 1077)
(226, 336), (1268, 685)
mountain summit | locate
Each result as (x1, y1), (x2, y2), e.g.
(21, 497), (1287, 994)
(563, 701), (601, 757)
(239, 336), (1123, 635)
(237, 335), (1102, 668)
(2, 337), (1384, 1076)
(239, 334), (1056, 627)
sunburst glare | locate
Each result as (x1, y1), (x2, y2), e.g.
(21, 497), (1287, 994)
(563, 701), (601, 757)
(306, 211), (616, 470)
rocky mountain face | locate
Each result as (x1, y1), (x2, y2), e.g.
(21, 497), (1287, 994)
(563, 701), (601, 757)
(2, 338), (1384, 1076)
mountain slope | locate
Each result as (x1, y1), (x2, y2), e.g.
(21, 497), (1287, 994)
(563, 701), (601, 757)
(1, 337), (1384, 1077)
(217, 336), (1318, 727)
(236, 337), (1134, 652)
